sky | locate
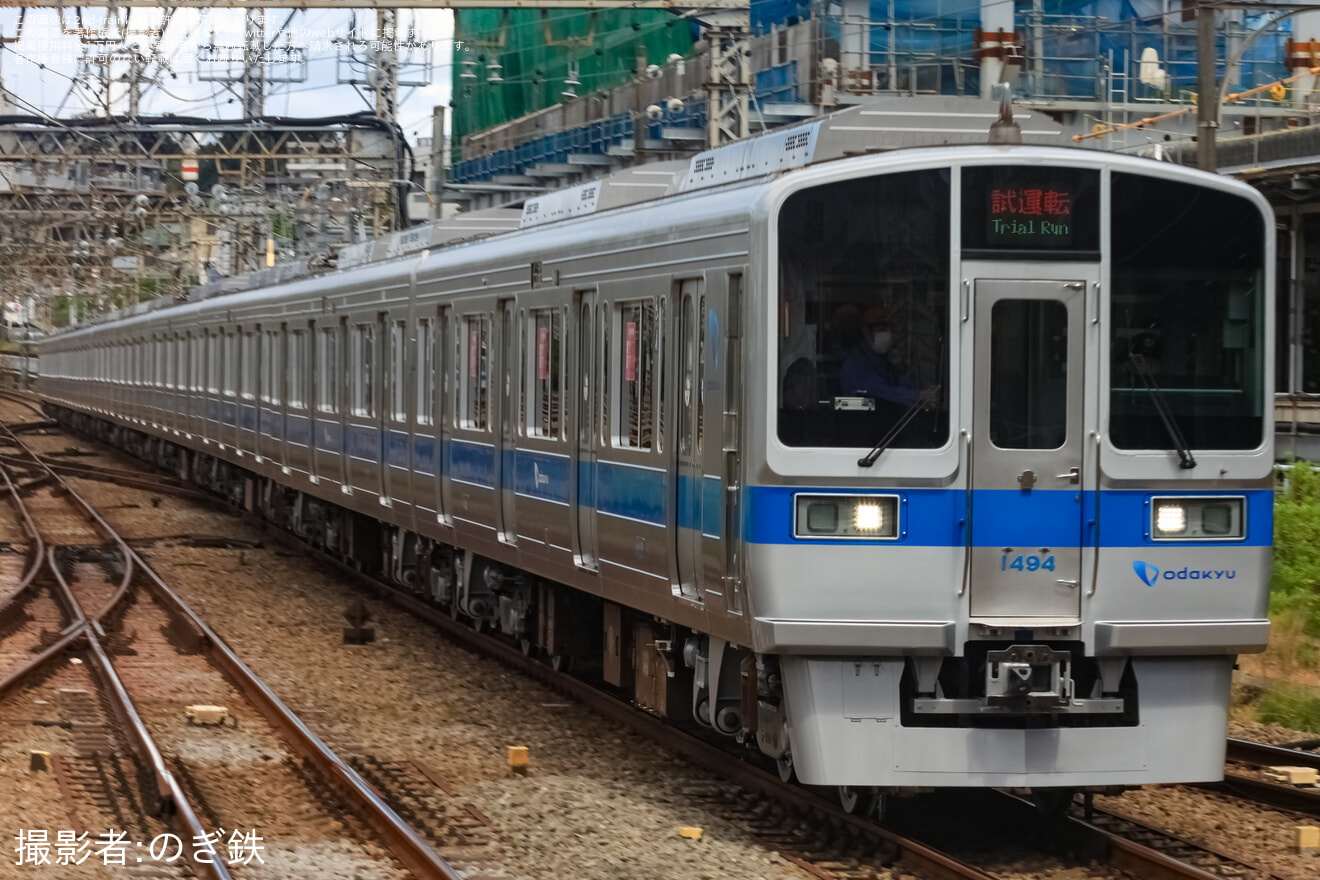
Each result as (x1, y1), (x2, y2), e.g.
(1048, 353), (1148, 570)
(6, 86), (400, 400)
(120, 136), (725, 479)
(0, 7), (454, 146)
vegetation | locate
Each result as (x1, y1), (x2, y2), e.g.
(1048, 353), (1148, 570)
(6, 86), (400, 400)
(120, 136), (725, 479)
(1259, 460), (1320, 732)
(1257, 685), (1320, 733)
(1273, 460), (1320, 636)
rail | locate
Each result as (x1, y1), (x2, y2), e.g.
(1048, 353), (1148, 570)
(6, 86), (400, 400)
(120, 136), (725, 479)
(0, 412), (463, 880)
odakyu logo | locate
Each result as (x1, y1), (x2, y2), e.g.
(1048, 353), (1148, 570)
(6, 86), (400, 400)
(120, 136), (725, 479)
(1132, 560), (1236, 586)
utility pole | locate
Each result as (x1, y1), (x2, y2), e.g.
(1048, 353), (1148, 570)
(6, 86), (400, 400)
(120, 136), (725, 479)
(126, 52), (146, 120)
(373, 10), (399, 234)
(430, 105), (445, 221)
(242, 10), (265, 120)
(241, 10), (265, 273)
(1196, 0), (1217, 172)
(634, 49), (648, 167)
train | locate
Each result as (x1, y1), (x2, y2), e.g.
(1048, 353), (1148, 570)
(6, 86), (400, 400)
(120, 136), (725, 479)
(38, 104), (1274, 813)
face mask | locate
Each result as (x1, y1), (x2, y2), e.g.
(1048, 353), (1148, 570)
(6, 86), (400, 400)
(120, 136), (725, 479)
(871, 330), (893, 355)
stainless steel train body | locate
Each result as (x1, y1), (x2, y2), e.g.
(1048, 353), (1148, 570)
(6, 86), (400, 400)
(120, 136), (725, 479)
(40, 138), (1274, 793)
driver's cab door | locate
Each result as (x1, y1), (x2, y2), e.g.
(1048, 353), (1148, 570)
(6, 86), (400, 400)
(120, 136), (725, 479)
(968, 272), (1092, 622)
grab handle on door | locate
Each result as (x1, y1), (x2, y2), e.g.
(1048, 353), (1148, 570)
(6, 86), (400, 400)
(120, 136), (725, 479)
(1055, 467), (1080, 484)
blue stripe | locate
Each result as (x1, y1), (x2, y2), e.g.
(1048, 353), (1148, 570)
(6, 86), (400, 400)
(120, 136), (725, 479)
(347, 424), (378, 460)
(287, 414), (311, 446)
(449, 438), (495, 487)
(386, 430), (409, 469)
(513, 451), (570, 504)
(577, 460), (595, 508)
(191, 409), (1266, 551)
(240, 406), (257, 431)
(413, 436), (437, 476)
(973, 490), (1084, 547)
(314, 418), (341, 452)
(744, 486), (1272, 548)
(596, 461), (666, 525)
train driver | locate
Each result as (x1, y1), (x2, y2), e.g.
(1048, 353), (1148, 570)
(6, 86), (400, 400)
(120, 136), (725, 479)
(839, 306), (939, 409)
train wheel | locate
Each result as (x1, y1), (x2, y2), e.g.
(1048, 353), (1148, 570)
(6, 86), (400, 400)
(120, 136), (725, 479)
(776, 754), (795, 783)
(837, 785), (880, 817)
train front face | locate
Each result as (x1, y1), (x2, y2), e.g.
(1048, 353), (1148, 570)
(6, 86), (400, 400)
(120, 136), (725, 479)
(753, 149), (1274, 788)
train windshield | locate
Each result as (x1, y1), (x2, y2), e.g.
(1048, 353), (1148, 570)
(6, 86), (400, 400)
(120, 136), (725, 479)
(776, 169), (951, 449)
(1109, 174), (1266, 451)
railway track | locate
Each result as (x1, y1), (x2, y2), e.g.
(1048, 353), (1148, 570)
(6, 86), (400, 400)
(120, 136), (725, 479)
(0, 414), (460, 880)
(1197, 739), (1320, 819)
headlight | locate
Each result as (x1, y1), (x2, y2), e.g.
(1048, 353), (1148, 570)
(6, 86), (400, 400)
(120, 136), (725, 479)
(1150, 496), (1245, 540)
(794, 494), (899, 540)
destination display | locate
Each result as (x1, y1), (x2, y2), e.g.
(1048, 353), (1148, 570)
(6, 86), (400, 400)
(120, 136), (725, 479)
(962, 166), (1099, 257)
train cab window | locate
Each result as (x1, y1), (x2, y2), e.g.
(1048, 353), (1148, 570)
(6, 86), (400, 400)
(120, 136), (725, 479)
(390, 320), (407, 422)
(352, 323), (376, 418)
(615, 299), (659, 450)
(317, 327), (339, 413)
(417, 318), (435, 426)
(461, 314), (491, 430)
(776, 169), (950, 449)
(527, 307), (565, 439)
(1109, 173), (1266, 450)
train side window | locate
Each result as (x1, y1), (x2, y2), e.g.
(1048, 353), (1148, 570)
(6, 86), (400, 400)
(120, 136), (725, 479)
(261, 330), (283, 405)
(390, 320), (407, 422)
(317, 327), (339, 413)
(178, 340), (184, 391)
(461, 313), (491, 430)
(288, 330), (306, 409)
(241, 332), (257, 401)
(259, 333), (272, 403)
(527, 307), (564, 439)
(352, 322), (376, 418)
(207, 334), (220, 394)
(615, 299), (657, 450)
(417, 318), (434, 426)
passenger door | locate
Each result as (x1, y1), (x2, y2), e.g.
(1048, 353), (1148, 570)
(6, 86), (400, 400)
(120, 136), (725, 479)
(494, 299), (518, 544)
(969, 276), (1089, 621)
(673, 280), (705, 602)
(346, 314), (385, 501)
(571, 291), (599, 570)
(312, 320), (348, 491)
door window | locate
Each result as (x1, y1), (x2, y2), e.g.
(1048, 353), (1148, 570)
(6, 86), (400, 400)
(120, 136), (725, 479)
(989, 299), (1068, 450)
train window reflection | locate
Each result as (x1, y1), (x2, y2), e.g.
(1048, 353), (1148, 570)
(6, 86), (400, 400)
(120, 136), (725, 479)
(316, 327), (338, 413)
(528, 307), (565, 439)
(417, 319), (434, 426)
(461, 314), (491, 431)
(989, 300), (1068, 450)
(1110, 174), (1265, 451)
(615, 299), (658, 450)
(776, 169), (950, 449)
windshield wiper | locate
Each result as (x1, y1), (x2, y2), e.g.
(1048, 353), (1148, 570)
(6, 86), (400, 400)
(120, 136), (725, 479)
(1127, 352), (1196, 469)
(857, 397), (929, 468)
